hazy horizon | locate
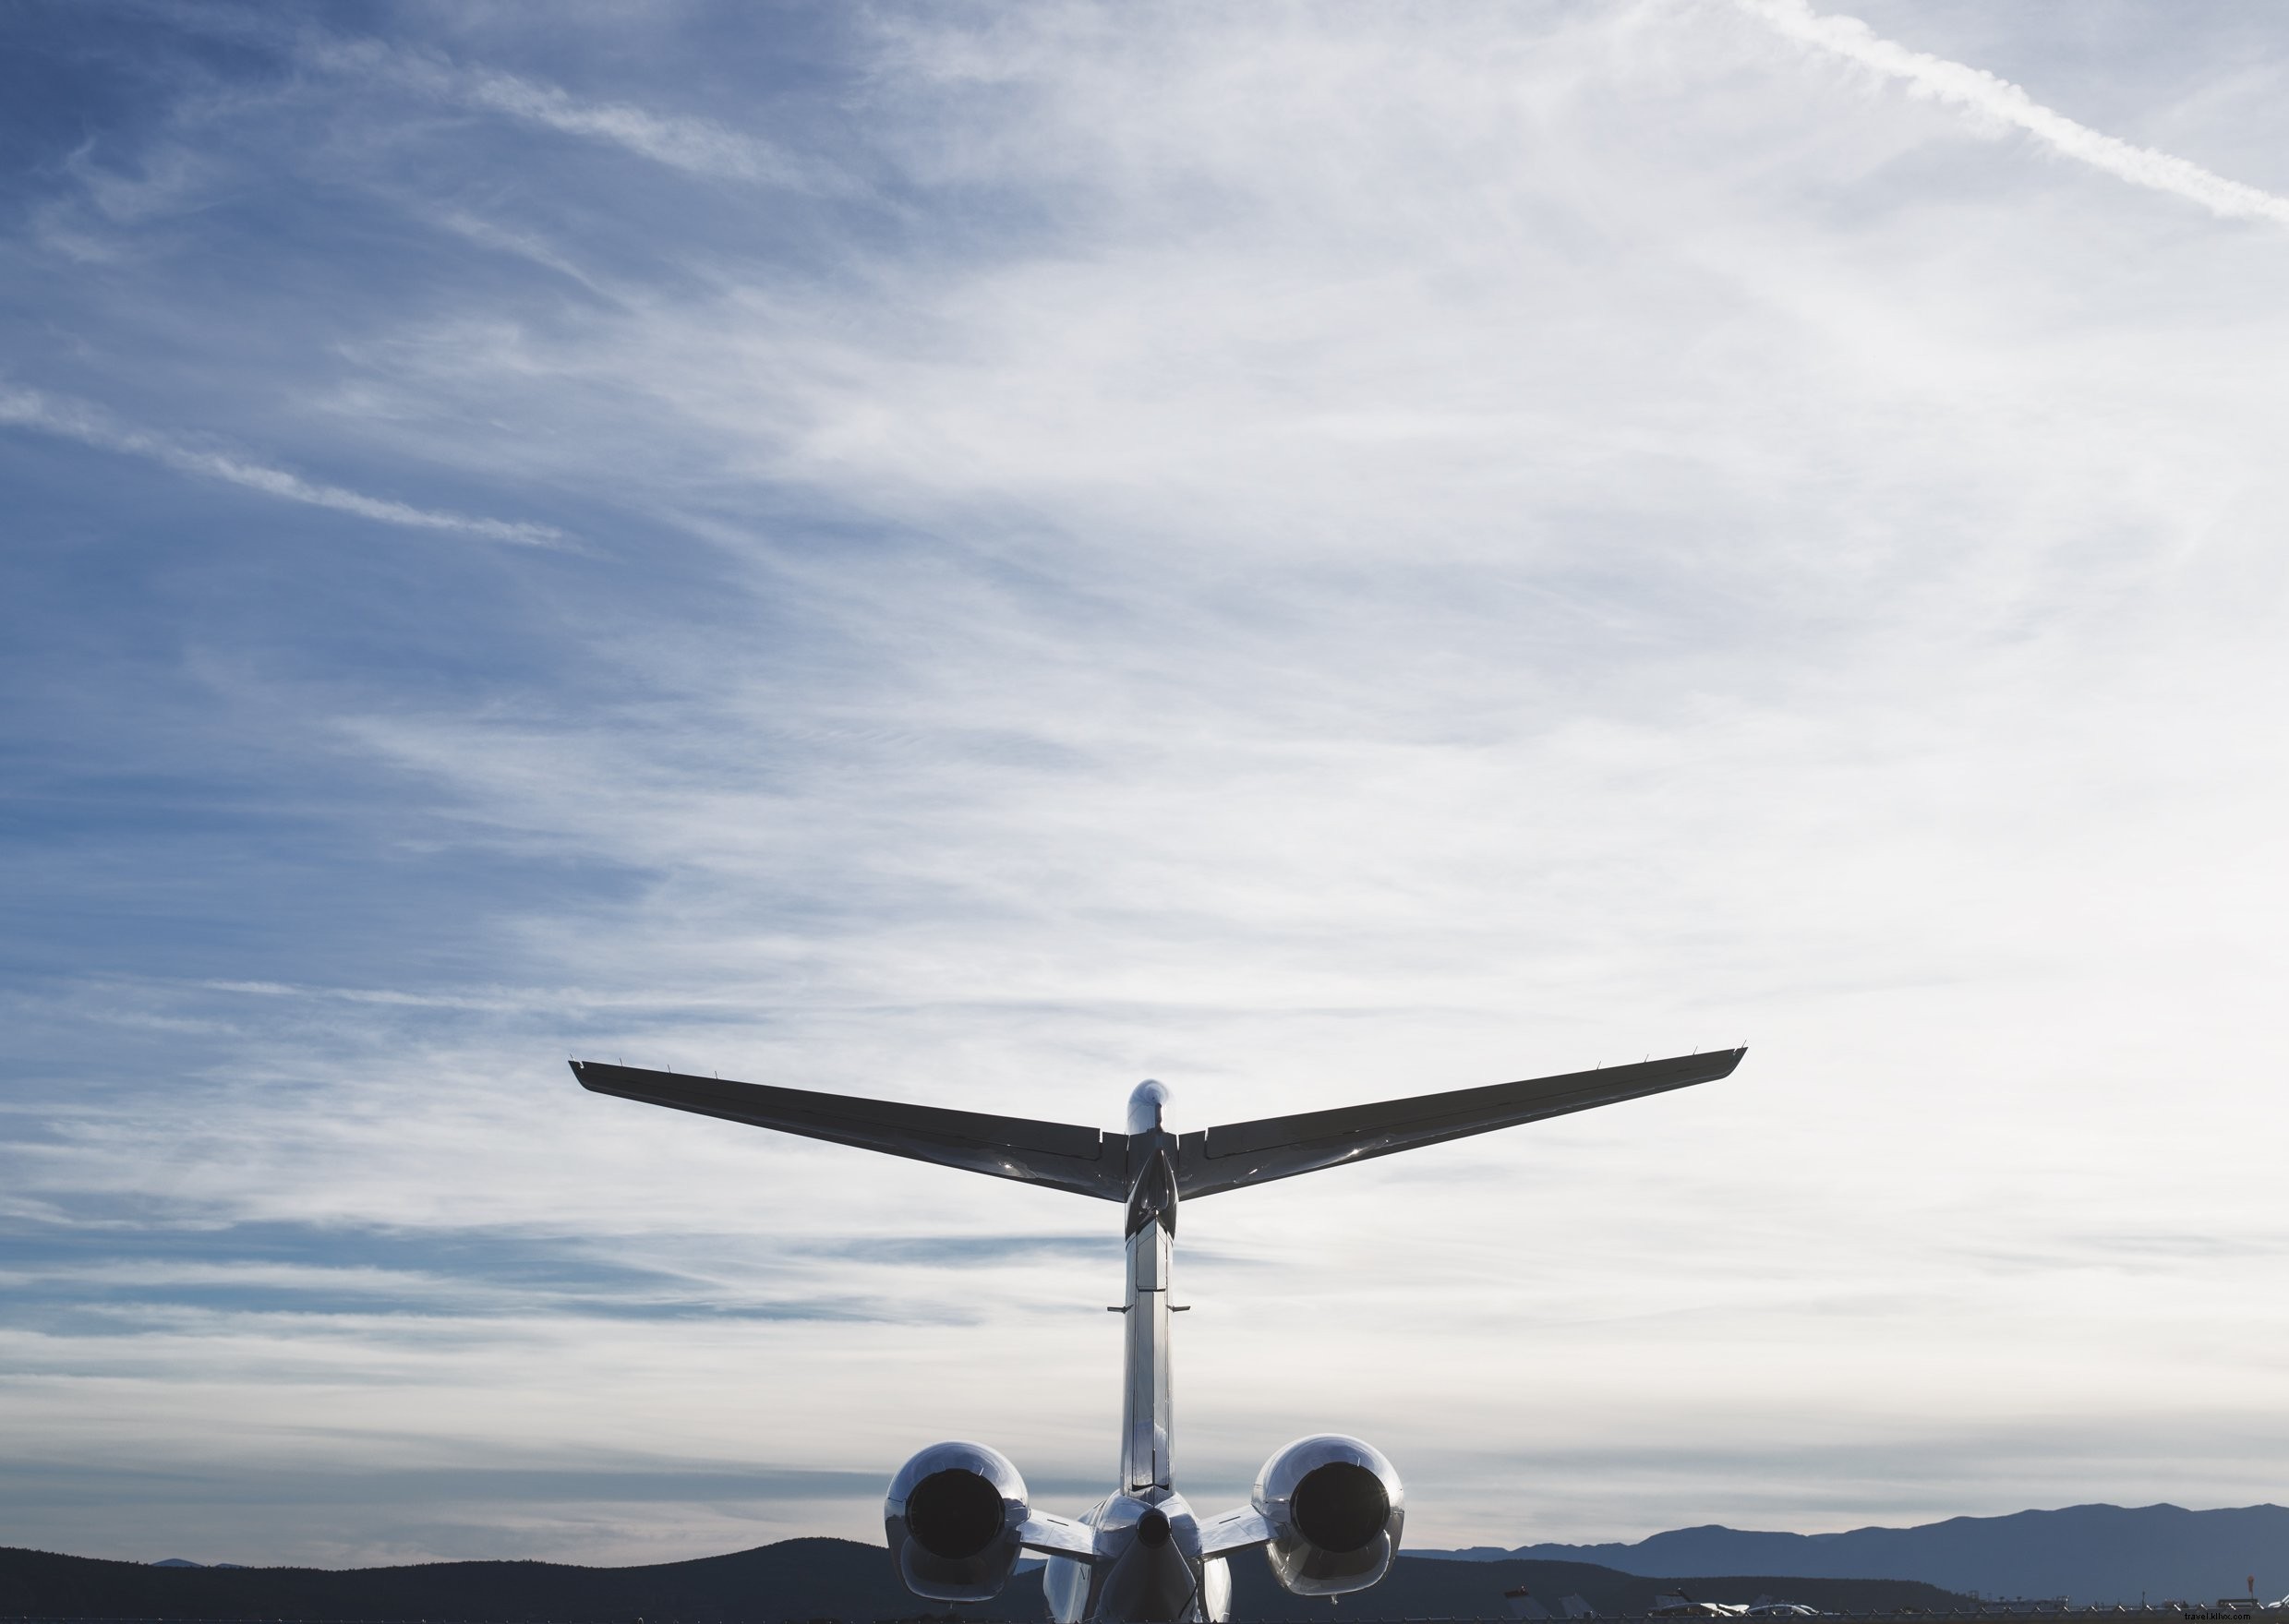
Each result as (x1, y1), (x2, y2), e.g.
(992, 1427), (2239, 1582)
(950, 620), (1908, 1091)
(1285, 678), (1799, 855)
(6, 0), (2289, 1571)
(40, 1498), (2289, 1582)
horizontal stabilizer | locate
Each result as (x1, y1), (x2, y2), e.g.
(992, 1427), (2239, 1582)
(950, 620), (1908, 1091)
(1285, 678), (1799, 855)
(569, 1061), (1126, 1201)
(572, 1049), (1741, 1202)
(1174, 1048), (1743, 1200)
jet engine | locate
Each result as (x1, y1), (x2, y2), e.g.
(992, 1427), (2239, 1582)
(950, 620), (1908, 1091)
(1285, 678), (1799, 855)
(884, 1440), (1031, 1602)
(1250, 1434), (1405, 1595)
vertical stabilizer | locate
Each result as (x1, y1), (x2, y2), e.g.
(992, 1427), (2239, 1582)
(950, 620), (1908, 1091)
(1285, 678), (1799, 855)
(1120, 1089), (1178, 1493)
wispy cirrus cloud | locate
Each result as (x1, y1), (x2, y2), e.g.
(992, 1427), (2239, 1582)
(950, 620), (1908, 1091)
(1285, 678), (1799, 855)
(7, 0), (2289, 1573)
(302, 36), (816, 187)
(0, 385), (567, 545)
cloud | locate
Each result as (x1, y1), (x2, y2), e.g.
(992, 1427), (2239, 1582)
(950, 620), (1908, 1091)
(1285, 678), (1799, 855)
(7, 0), (2289, 1570)
(0, 385), (566, 545)
(1735, 0), (2289, 228)
(304, 36), (813, 186)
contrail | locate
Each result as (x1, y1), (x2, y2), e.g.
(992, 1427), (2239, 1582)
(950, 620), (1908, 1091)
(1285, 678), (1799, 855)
(1734, 0), (2289, 229)
(0, 385), (567, 546)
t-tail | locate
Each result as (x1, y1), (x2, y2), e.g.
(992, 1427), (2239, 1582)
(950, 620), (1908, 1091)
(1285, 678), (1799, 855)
(572, 1044), (1745, 1623)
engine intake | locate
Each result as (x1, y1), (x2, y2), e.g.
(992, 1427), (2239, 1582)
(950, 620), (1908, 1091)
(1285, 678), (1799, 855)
(1251, 1434), (1405, 1595)
(885, 1441), (1030, 1601)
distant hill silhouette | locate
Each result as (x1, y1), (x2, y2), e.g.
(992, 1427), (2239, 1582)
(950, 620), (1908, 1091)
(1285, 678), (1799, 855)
(1420, 1505), (2289, 1605)
(1225, 1555), (1959, 1619)
(0, 1538), (1962, 1620)
(11, 1502), (2271, 1616)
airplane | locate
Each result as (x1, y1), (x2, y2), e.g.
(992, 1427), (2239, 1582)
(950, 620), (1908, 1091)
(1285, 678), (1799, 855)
(1650, 1593), (1822, 1618)
(572, 1045), (1745, 1624)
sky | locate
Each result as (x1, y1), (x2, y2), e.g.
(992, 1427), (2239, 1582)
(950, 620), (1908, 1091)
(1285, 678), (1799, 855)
(4, 0), (2289, 1574)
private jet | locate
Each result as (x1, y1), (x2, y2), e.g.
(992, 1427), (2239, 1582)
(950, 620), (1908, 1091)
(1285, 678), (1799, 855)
(572, 1045), (1744, 1623)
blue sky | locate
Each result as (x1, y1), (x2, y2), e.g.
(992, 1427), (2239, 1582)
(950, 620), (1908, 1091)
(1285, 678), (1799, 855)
(6, 0), (2289, 1570)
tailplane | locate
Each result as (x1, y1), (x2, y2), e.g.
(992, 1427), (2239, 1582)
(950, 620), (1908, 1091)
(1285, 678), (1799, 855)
(570, 1047), (1742, 1197)
(1173, 1048), (1742, 1199)
(569, 1061), (1126, 1199)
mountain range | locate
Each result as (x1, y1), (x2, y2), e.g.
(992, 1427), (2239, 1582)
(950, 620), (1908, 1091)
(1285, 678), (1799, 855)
(0, 1538), (1957, 1620)
(1420, 1504), (2289, 1605)
(7, 1503), (2276, 1618)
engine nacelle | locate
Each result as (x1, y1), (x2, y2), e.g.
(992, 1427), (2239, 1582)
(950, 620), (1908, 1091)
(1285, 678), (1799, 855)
(884, 1440), (1030, 1602)
(1251, 1434), (1405, 1596)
